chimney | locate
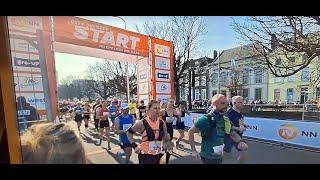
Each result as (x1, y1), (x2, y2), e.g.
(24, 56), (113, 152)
(213, 50), (218, 59)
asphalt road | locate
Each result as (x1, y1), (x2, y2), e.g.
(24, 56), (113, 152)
(65, 120), (320, 164)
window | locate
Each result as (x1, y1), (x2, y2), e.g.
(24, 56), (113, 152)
(242, 89), (249, 99)
(242, 71), (249, 84)
(195, 89), (200, 100)
(221, 90), (227, 97)
(255, 71), (263, 84)
(220, 72), (227, 83)
(201, 76), (206, 86)
(274, 89), (280, 100)
(287, 71), (295, 82)
(212, 90), (217, 96)
(274, 76), (282, 83)
(212, 72), (218, 84)
(301, 68), (310, 82)
(195, 76), (200, 87)
(255, 88), (262, 100)
(316, 88), (320, 100)
(287, 88), (293, 103)
(201, 89), (207, 99)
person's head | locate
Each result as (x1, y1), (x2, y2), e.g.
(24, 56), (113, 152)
(211, 94), (228, 114)
(77, 101), (82, 107)
(17, 96), (28, 107)
(179, 101), (187, 109)
(140, 100), (145, 106)
(96, 98), (102, 104)
(232, 96), (244, 110)
(131, 99), (136, 104)
(102, 100), (108, 109)
(168, 98), (175, 108)
(21, 123), (86, 164)
(112, 99), (118, 106)
(160, 100), (168, 109)
(147, 100), (160, 120)
(121, 103), (129, 115)
(84, 102), (90, 107)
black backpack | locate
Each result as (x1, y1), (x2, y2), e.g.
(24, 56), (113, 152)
(142, 119), (164, 141)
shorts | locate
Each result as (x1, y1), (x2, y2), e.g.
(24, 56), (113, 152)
(99, 120), (110, 128)
(83, 114), (90, 119)
(119, 142), (132, 149)
(224, 134), (245, 153)
(138, 154), (164, 164)
(200, 156), (222, 164)
(176, 121), (185, 130)
(75, 115), (83, 122)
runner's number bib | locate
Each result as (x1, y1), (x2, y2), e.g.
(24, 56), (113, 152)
(212, 144), (225, 155)
(149, 141), (163, 152)
(122, 124), (132, 132)
(166, 116), (175, 123)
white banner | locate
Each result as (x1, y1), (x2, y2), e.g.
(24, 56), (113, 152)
(156, 82), (171, 94)
(243, 117), (320, 149)
(138, 71), (148, 82)
(14, 76), (43, 92)
(17, 92), (46, 110)
(156, 94), (171, 102)
(154, 44), (170, 58)
(138, 82), (148, 94)
(139, 95), (149, 105)
(155, 56), (170, 70)
(155, 69), (170, 82)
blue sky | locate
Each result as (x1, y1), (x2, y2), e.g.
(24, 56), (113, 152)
(55, 16), (248, 83)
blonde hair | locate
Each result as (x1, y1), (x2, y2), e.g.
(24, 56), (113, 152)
(232, 96), (243, 104)
(211, 94), (226, 106)
(21, 123), (86, 164)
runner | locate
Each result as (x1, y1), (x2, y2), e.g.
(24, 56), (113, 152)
(95, 101), (111, 149)
(137, 100), (147, 120)
(109, 99), (120, 133)
(160, 98), (180, 164)
(126, 100), (173, 164)
(128, 99), (138, 119)
(73, 101), (84, 132)
(82, 101), (91, 132)
(114, 103), (136, 164)
(175, 100), (190, 148)
(93, 98), (102, 132)
(188, 94), (232, 164)
(223, 96), (249, 164)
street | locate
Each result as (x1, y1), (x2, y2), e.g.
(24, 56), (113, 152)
(66, 120), (320, 164)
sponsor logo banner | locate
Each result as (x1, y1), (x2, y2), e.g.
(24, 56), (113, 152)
(156, 82), (171, 94)
(154, 44), (170, 58)
(155, 56), (170, 70)
(138, 82), (148, 94)
(155, 69), (170, 81)
(14, 57), (40, 68)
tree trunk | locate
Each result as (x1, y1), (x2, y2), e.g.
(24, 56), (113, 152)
(188, 69), (192, 110)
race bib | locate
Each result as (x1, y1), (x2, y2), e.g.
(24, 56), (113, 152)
(212, 144), (225, 155)
(149, 141), (163, 152)
(111, 112), (116, 116)
(75, 110), (81, 113)
(166, 116), (175, 123)
(142, 112), (146, 116)
(122, 123), (132, 132)
(180, 117), (185, 122)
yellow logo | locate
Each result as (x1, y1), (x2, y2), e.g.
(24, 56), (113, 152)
(278, 124), (298, 140)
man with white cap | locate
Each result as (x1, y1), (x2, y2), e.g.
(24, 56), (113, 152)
(114, 103), (136, 164)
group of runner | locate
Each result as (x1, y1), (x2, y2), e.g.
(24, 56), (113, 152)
(61, 93), (248, 164)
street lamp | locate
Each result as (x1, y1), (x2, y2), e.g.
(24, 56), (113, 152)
(112, 16), (130, 103)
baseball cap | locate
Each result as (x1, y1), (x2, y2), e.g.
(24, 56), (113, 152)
(121, 103), (129, 110)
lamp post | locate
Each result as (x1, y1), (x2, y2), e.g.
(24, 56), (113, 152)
(112, 16), (130, 103)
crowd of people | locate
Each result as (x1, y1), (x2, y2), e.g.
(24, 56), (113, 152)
(21, 94), (249, 164)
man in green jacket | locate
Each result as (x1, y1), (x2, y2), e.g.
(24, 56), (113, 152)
(188, 94), (231, 164)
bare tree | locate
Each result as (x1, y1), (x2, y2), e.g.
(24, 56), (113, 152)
(86, 60), (137, 100)
(232, 16), (320, 79)
(137, 16), (207, 102)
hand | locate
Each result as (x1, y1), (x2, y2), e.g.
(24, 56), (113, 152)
(134, 147), (141, 154)
(191, 150), (200, 160)
(239, 126), (246, 133)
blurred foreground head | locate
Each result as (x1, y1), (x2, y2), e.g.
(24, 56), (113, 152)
(21, 123), (86, 164)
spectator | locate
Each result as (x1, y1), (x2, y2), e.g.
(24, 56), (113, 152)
(21, 123), (87, 164)
(16, 96), (40, 130)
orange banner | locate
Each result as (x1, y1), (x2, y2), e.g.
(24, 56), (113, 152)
(53, 16), (149, 57)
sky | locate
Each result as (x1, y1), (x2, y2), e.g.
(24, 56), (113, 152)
(55, 16), (248, 84)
